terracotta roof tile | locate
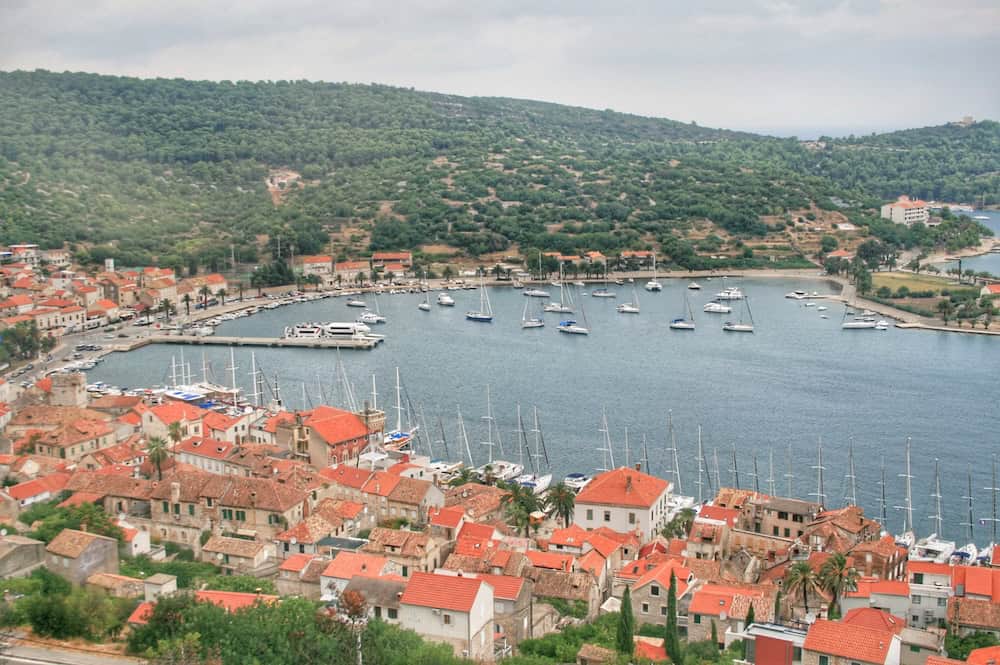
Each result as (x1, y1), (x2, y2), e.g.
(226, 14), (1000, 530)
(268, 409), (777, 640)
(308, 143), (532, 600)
(400, 571), (485, 613)
(321, 552), (389, 580)
(803, 619), (895, 664)
(576, 467), (669, 508)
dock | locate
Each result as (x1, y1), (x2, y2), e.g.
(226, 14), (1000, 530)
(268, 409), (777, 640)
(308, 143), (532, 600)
(126, 335), (383, 351)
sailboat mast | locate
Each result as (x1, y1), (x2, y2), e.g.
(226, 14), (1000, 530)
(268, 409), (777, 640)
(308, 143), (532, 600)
(961, 465), (975, 542)
(518, 406), (533, 473)
(731, 444), (740, 489)
(695, 425), (705, 504)
(712, 448), (722, 491)
(457, 406), (474, 467)
(640, 434), (649, 473)
(437, 416), (450, 459)
(170, 355), (178, 388)
(810, 438), (826, 506)
(394, 368), (403, 433)
(597, 408), (615, 472)
(624, 426), (630, 469)
(785, 443), (794, 497)
(878, 456), (888, 528)
(481, 385), (495, 464)
(532, 407), (548, 468)
(767, 448), (776, 496)
(751, 452), (760, 494)
(986, 455), (1000, 545)
(249, 352), (261, 408)
(671, 418), (683, 495)
(227, 348), (238, 404)
(201, 352), (209, 384)
(896, 437), (914, 534)
(370, 375), (378, 411)
(929, 458), (944, 536)
(845, 438), (858, 507)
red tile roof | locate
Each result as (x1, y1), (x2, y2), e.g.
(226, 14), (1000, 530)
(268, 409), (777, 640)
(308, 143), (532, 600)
(148, 402), (206, 425)
(843, 608), (905, 635)
(697, 504), (740, 526)
(968, 646), (1000, 665)
(907, 560), (952, 577)
(634, 639), (668, 662)
(578, 550), (606, 577)
(633, 560), (692, 597)
(429, 506), (465, 529)
(303, 405), (370, 444)
(549, 524), (589, 548)
(846, 577), (910, 599)
(803, 619), (895, 664)
(279, 553), (319, 573)
(8, 472), (70, 501)
(321, 552), (388, 580)
(575, 466), (669, 508)
(400, 572), (486, 613)
(128, 601), (155, 625)
(952, 566), (1000, 602)
(458, 521), (497, 542)
(471, 573), (524, 601)
(195, 590), (278, 612)
(525, 550), (574, 571)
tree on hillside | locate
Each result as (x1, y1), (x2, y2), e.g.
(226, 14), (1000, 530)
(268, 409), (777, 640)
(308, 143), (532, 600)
(937, 299), (955, 324)
(167, 422), (183, 447)
(502, 483), (540, 537)
(545, 482), (575, 528)
(617, 586), (635, 654)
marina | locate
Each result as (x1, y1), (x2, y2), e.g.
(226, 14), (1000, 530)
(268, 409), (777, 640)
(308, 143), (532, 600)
(90, 276), (1000, 543)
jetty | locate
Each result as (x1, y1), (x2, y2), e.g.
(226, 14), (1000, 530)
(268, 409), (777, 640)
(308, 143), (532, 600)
(124, 334), (383, 351)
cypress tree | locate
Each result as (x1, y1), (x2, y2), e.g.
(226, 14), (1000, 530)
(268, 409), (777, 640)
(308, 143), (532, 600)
(711, 620), (719, 649)
(745, 601), (756, 627)
(617, 586), (635, 654)
(665, 571), (683, 664)
(774, 591), (782, 625)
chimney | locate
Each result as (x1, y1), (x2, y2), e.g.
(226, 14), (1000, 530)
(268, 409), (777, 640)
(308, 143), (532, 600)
(625, 476), (633, 493)
(170, 481), (181, 503)
(635, 463), (641, 472)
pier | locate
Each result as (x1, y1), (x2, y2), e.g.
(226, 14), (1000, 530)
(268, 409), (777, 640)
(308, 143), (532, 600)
(125, 334), (383, 351)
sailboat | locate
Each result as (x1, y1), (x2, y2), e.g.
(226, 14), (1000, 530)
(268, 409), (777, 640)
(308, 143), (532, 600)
(384, 368), (418, 449)
(617, 285), (640, 313)
(669, 291), (696, 330)
(722, 296), (755, 332)
(474, 386), (522, 482)
(521, 300), (544, 328)
(557, 296), (590, 334)
(591, 260), (616, 298)
(515, 406), (553, 494)
(358, 291), (386, 324)
(418, 271), (431, 310)
(523, 253), (551, 297)
(465, 275), (494, 322)
(544, 264), (574, 313)
(644, 252), (663, 292)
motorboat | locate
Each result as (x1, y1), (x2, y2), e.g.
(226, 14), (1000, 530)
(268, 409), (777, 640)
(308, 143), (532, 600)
(557, 320), (590, 335)
(283, 323), (324, 339)
(842, 317), (877, 329)
(715, 287), (744, 300)
(437, 293), (455, 306)
(591, 288), (616, 298)
(346, 298), (367, 308)
(670, 318), (695, 330)
(523, 288), (550, 298)
(616, 302), (640, 313)
(785, 290), (807, 299)
(723, 321), (754, 332)
(323, 321), (372, 337)
(703, 302), (732, 314)
(418, 302), (431, 311)
(564, 473), (592, 492)
(516, 472), (553, 495)
(817, 306), (828, 311)
(876, 320), (890, 330)
(476, 460), (524, 483)
(910, 533), (956, 563)
(573, 281), (586, 287)
(953, 543), (978, 564)
(357, 311), (386, 324)
(544, 302), (573, 313)
(687, 282), (702, 290)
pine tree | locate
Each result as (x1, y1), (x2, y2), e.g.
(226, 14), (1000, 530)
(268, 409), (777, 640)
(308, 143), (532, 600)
(745, 601), (756, 627)
(774, 590), (782, 625)
(665, 571), (683, 664)
(617, 586), (635, 654)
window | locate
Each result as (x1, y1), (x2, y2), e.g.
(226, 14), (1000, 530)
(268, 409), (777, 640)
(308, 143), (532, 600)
(162, 501), (170, 513)
(913, 572), (924, 584)
(443, 614), (451, 625)
(651, 585), (659, 597)
(223, 554), (230, 564)
(911, 595), (921, 605)
(642, 603), (649, 614)
(173, 503), (180, 514)
(235, 510), (246, 521)
(772, 526), (779, 536)
(937, 597), (947, 607)
(793, 647), (802, 661)
(402, 566), (409, 577)
(388, 608), (397, 619)
(603, 511), (611, 522)
(206, 497), (213, 507)
(661, 606), (668, 616)
(222, 509), (233, 520)
(784, 528), (790, 538)
(778, 511), (788, 520)
(628, 512), (636, 524)
(188, 504), (195, 516)
(586, 509), (593, 521)
(910, 646), (922, 653)
(819, 656), (829, 665)
(693, 615), (701, 624)
(374, 606), (381, 618)
(793, 514), (804, 522)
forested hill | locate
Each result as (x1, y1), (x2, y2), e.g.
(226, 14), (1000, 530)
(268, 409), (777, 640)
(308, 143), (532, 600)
(0, 69), (996, 272)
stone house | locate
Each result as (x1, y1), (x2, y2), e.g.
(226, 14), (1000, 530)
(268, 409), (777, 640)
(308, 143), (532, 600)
(45, 528), (119, 585)
(201, 535), (276, 577)
(276, 553), (330, 600)
(398, 572), (495, 662)
(344, 575), (408, 624)
(361, 528), (443, 579)
(0, 534), (45, 578)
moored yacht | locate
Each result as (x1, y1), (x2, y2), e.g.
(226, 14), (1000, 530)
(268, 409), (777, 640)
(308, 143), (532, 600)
(564, 472), (592, 492)
(557, 319), (589, 334)
(437, 292), (456, 306)
(346, 297), (367, 307)
(357, 311), (386, 324)
(715, 287), (744, 300)
(523, 288), (550, 298)
(687, 282), (702, 290)
(703, 302), (732, 314)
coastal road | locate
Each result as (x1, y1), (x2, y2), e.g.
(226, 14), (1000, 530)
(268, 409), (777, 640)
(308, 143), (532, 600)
(2, 643), (142, 665)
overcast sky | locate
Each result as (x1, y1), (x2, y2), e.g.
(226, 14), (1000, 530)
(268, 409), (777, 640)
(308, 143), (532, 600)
(2, 1), (997, 136)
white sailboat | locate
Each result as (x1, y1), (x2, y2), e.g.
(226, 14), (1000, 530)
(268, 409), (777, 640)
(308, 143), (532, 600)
(723, 296), (755, 332)
(703, 301), (731, 314)
(669, 291), (696, 330)
(544, 265), (574, 313)
(418, 271), (431, 310)
(384, 368), (417, 449)
(465, 275), (494, 322)
(591, 260), (616, 298)
(617, 285), (640, 313)
(557, 297), (590, 334)
(524, 253), (550, 297)
(644, 253), (663, 292)
(475, 386), (522, 482)
(515, 406), (553, 494)
(521, 300), (545, 328)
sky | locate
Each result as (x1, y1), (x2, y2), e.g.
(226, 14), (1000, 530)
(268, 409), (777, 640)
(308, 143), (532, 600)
(1, 0), (998, 137)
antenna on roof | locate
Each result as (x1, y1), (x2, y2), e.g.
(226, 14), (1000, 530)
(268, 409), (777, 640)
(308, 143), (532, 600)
(844, 437), (858, 507)
(810, 437), (826, 506)
(961, 465), (975, 542)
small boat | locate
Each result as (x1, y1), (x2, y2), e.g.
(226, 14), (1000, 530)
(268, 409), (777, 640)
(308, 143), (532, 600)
(953, 543), (978, 563)
(521, 301), (544, 329)
(418, 302), (431, 311)
(614, 279), (625, 286)
(514, 407), (553, 495)
(875, 320), (890, 330)
(974, 215), (990, 220)
(820, 314), (829, 319)
(910, 533), (956, 564)
(703, 302), (732, 314)
(669, 291), (696, 330)
(715, 287), (744, 300)
(842, 317), (877, 330)
(557, 319), (589, 335)
(616, 286), (640, 314)
(544, 265), (575, 313)
(573, 281), (586, 287)
(437, 293), (455, 306)
(346, 298), (367, 308)
(592, 260), (616, 298)
(645, 253), (663, 291)
(804, 302), (816, 308)
(357, 311), (386, 324)
(465, 276), (494, 322)
(564, 472), (592, 492)
(817, 306), (828, 311)
(723, 296), (754, 333)
(687, 282), (702, 290)
(523, 288), (550, 298)
(785, 290), (807, 299)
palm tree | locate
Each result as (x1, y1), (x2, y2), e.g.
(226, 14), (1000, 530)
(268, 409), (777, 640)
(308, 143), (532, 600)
(819, 553), (859, 619)
(662, 507), (696, 539)
(217, 288), (227, 306)
(442, 266), (455, 282)
(355, 271), (365, 286)
(159, 298), (174, 322)
(545, 482), (576, 528)
(784, 561), (820, 618)
(250, 272), (264, 296)
(198, 285), (211, 310)
(501, 482), (540, 537)
(181, 293), (192, 317)
(147, 436), (168, 481)
(937, 299), (955, 324)
(167, 421), (183, 448)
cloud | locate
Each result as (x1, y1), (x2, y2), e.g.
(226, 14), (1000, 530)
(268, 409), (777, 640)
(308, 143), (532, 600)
(0, 0), (997, 135)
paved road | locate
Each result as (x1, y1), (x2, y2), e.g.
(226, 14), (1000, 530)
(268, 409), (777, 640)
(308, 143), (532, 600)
(3, 643), (142, 665)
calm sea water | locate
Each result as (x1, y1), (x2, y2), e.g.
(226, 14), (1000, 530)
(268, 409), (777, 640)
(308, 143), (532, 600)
(91, 277), (1000, 544)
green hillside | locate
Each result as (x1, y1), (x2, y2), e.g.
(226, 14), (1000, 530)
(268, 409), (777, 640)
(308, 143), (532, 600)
(0, 70), (995, 273)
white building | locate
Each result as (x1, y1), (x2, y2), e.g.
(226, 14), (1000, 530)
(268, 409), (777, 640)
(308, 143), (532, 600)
(572, 466), (673, 541)
(880, 196), (929, 226)
(399, 571), (495, 661)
